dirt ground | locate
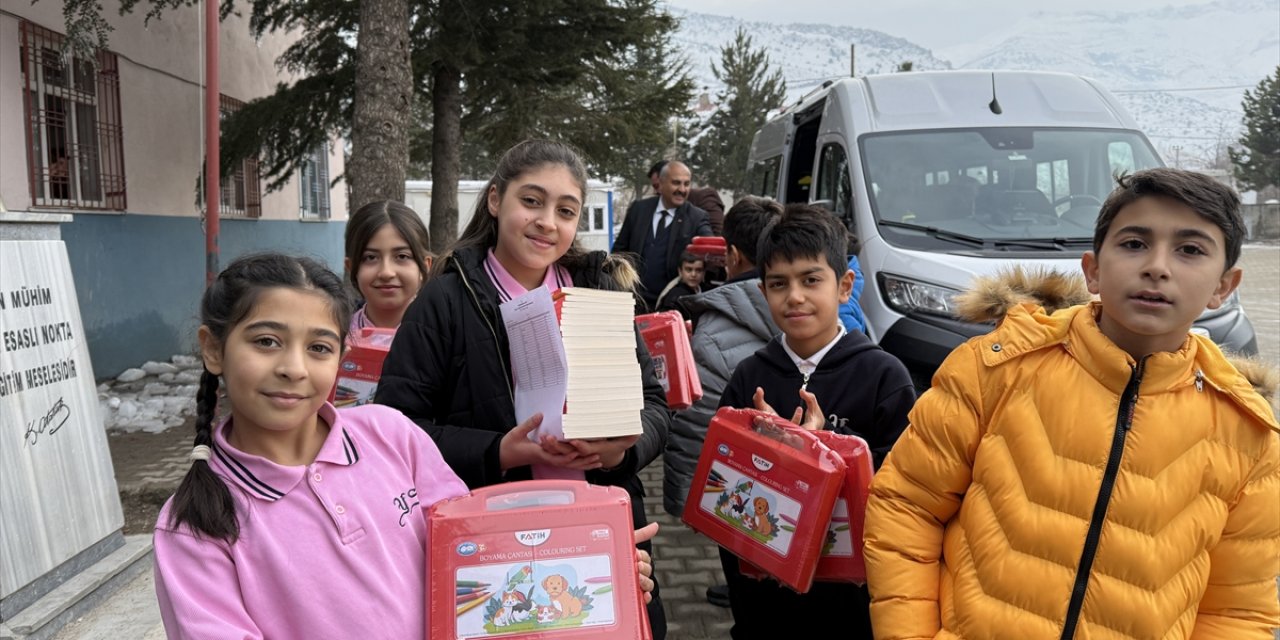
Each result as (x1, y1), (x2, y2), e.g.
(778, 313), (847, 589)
(107, 418), (193, 534)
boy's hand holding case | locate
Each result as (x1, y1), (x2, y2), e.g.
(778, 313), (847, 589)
(428, 480), (651, 640)
(680, 408), (845, 593)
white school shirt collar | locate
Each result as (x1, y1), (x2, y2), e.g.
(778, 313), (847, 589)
(652, 199), (675, 235)
(781, 325), (847, 378)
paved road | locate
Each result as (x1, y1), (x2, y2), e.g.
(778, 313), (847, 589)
(1239, 245), (1280, 370)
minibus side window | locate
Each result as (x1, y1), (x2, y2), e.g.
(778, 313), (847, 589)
(1108, 142), (1136, 175)
(815, 143), (856, 231)
(1036, 159), (1071, 213)
(756, 156), (782, 199)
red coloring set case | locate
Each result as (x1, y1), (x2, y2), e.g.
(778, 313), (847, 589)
(327, 326), (397, 407)
(811, 430), (875, 584)
(681, 408), (845, 593)
(428, 480), (651, 640)
(739, 430), (876, 586)
(685, 236), (726, 268)
(634, 312), (701, 411)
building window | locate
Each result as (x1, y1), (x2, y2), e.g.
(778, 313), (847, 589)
(219, 95), (261, 218)
(576, 205), (606, 232)
(20, 21), (126, 210)
(299, 142), (330, 219)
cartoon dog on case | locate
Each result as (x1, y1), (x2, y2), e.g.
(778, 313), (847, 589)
(542, 574), (583, 619)
(752, 497), (774, 537)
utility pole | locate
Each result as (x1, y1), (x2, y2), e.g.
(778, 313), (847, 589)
(1171, 144), (1183, 169)
(204, 0), (220, 287)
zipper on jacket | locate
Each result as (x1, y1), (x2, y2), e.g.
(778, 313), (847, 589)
(1060, 358), (1146, 640)
(452, 255), (515, 403)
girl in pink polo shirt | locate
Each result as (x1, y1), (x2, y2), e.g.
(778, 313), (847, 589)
(154, 253), (656, 638)
(376, 139), (672, 637)
(343, 200), (433, 332)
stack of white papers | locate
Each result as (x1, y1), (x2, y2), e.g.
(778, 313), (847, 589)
(558, 287), (645, 439)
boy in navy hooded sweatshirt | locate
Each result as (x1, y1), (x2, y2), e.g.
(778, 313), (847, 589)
(718, 204), (916, 639)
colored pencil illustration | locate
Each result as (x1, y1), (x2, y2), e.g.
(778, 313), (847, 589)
(456, 590), (489, 605)
(456, 594), (491, 616)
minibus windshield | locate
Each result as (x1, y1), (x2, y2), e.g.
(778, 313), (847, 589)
(860, 128), (1161, 250)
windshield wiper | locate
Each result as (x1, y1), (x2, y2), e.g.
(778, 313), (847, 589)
(994, 237), (1093, 251)
(879, 220), (986, 247)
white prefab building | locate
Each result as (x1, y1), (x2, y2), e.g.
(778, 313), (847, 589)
(404, 179), (621, 253)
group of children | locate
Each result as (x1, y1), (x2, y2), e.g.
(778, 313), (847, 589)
(152, 134), (1279, 640)
(154, 140), (664, 638)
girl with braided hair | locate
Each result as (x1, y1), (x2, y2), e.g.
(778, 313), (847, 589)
(152, 252), (659, 637)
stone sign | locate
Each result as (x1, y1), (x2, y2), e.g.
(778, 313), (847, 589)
(0, 240), (123, 602)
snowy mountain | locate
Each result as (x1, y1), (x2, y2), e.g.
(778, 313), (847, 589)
(670, 0), (1279, 170)
(669, 9), (951, 104)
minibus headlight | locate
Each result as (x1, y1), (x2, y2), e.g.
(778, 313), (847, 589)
(879, 274), (962, 318)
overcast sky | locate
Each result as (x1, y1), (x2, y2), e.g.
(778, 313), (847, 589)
(663, 0), (1223, 49)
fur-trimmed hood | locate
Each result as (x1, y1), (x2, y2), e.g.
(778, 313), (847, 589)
(954, 267), (1092, 324)
(954, 267), (1277, 405)
(1230, 355), (1280, 407)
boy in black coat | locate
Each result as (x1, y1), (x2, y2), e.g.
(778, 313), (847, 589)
(718, 204), (916, 639)
(656, 251), (705, 312)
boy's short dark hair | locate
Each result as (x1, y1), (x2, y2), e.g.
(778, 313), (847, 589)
(723, 196), (783, 266)
(679, 251), (704, 265)
(1094, 168), (1245, 269)
(758, 204), (849, 277)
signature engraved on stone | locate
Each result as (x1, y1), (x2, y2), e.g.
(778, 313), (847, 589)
(24, 396), (70, 446)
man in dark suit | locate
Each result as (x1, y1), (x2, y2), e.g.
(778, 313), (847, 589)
(613, 161), (712, 310)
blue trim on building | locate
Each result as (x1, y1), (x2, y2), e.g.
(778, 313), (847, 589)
(607, 190), (615, 248)
(60, 215), (344, 378)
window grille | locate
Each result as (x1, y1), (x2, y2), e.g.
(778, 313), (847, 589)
(218, 94), (261, 218)
(20, 21), (126, 210)
(299, 142), (330, 219)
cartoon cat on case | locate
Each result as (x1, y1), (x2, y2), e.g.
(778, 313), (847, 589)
(492, 588), (534, 627)
(542, 574), (583, 619)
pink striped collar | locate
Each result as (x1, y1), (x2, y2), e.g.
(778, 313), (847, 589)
(483, 248), (572, 302)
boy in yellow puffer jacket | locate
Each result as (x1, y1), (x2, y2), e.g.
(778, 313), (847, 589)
(864, 168), (1279, 640)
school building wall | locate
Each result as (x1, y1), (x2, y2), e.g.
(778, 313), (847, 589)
(0, 4), (348, 378)
(60, 216), (343, 377)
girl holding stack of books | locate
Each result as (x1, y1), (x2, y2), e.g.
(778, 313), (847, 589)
(376, 139), (671, 638)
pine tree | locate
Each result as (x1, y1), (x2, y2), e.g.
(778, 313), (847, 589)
(50, 0), (693, 250)
(690, 28), (785, 195)
(348, 0), (412, 209)
(1230, 66), (1280, 192)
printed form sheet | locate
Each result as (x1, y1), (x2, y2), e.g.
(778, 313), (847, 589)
(499, 286), (568, 441)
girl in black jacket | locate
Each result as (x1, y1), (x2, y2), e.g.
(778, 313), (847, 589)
(376, 140), (670, 637)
